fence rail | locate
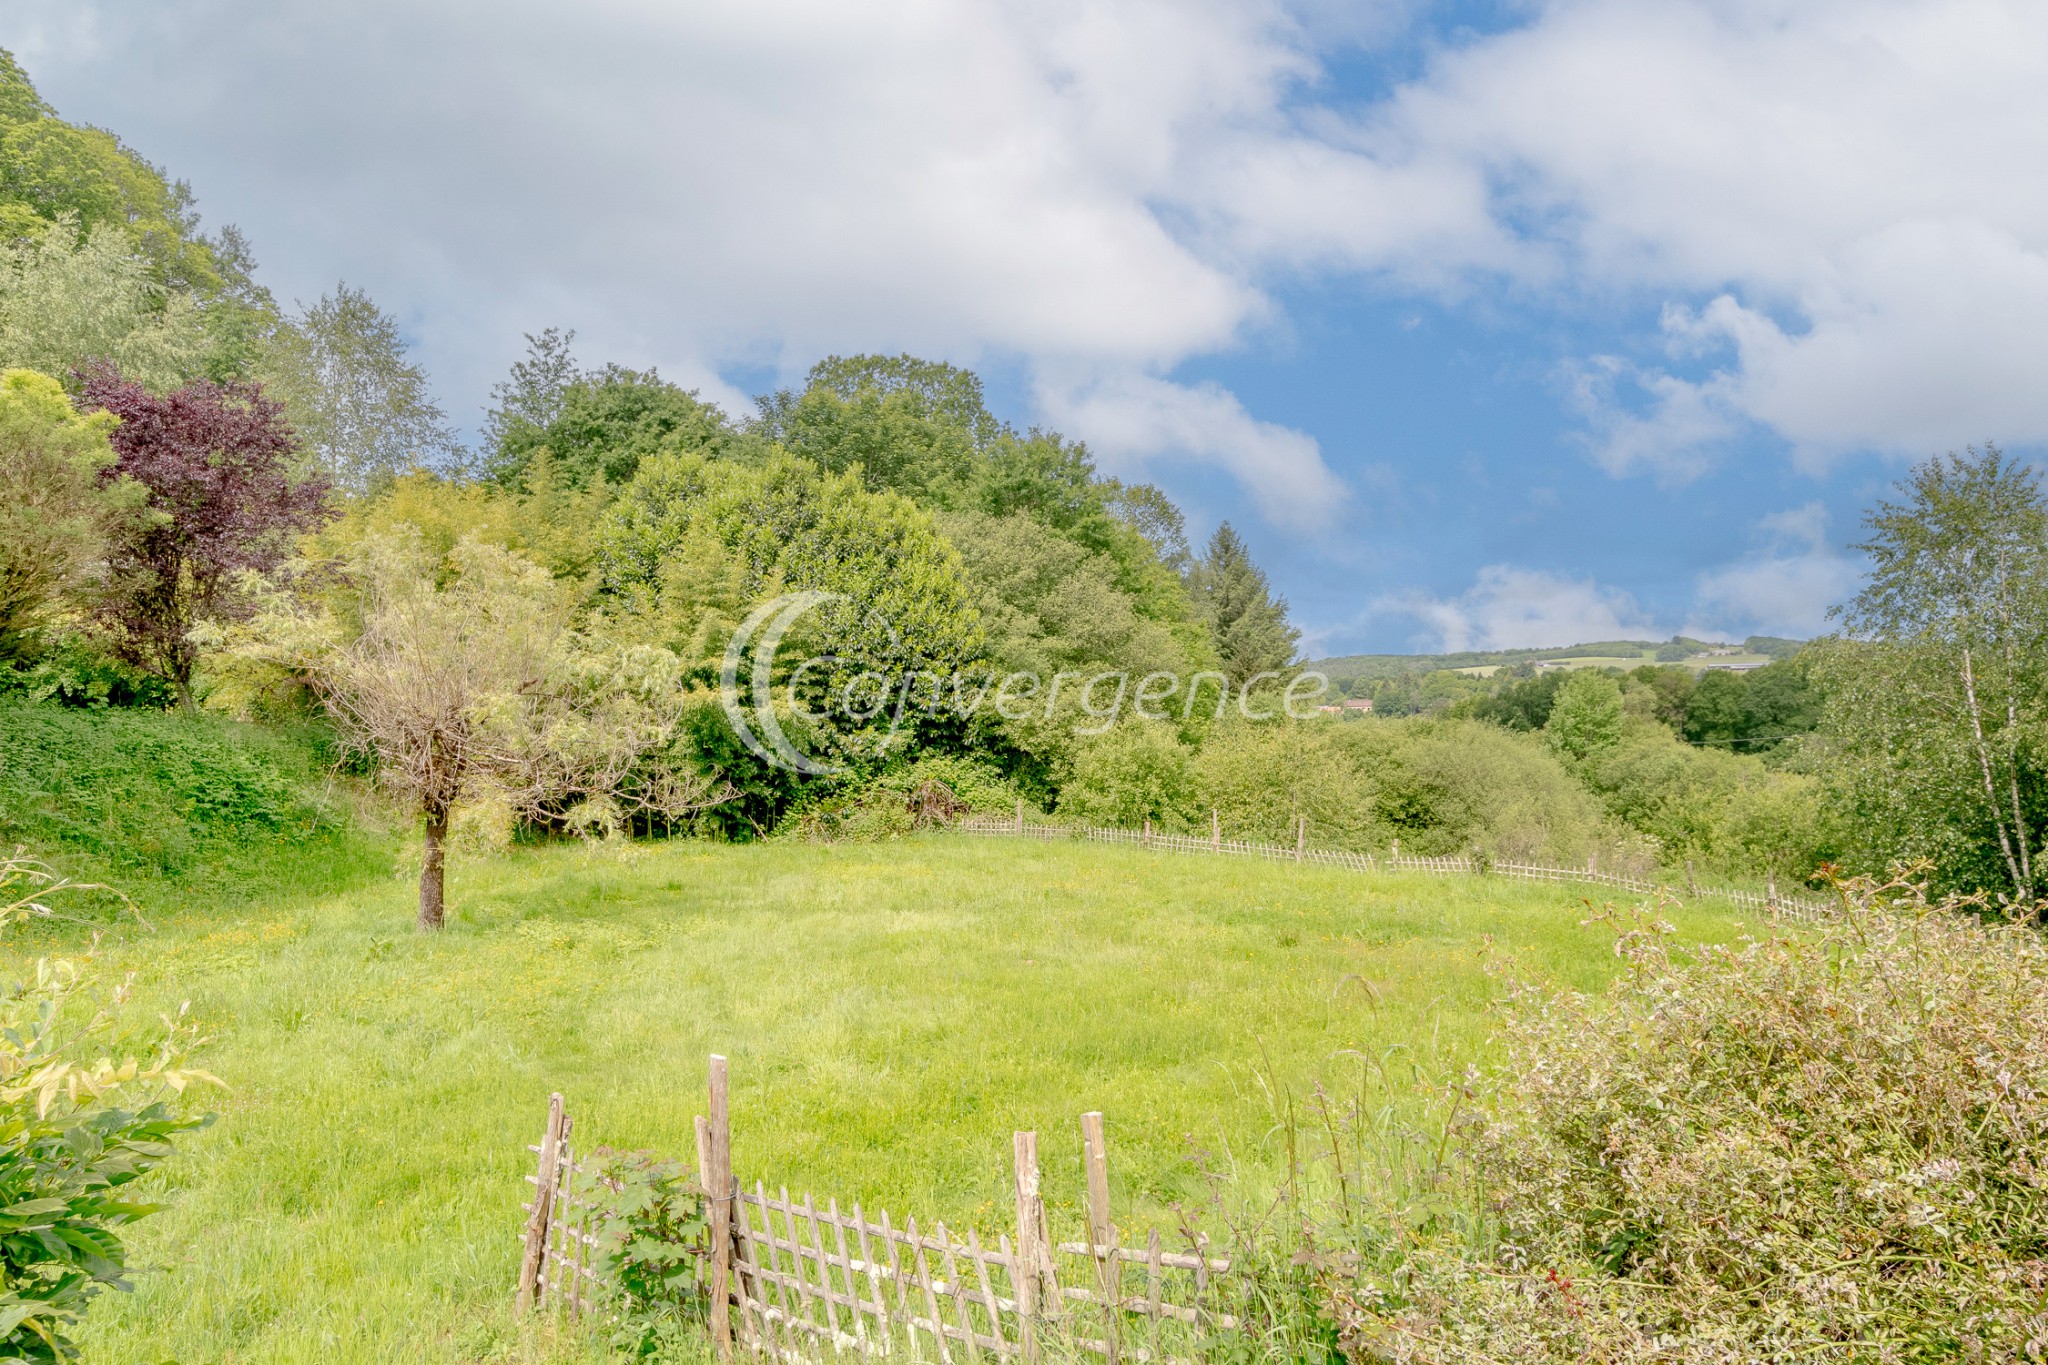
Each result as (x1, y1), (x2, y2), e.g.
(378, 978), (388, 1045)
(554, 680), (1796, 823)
(520, 1061), (1234, 1364)
(954, 810), (1832, 923)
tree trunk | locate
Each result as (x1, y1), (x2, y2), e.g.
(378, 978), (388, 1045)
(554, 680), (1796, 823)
(419, 806), (448, 931)
(1959, 646), (2027, 896)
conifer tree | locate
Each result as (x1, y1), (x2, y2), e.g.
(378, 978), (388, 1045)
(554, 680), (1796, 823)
(1190, 522), (1298, 686)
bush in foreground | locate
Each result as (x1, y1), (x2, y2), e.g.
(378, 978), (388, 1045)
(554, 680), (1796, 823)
(1337, 875), (2048, 1362)
(0, 854), (218, 1360)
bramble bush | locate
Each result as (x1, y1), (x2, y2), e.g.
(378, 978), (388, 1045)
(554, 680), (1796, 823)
(0, 853), (218, 1361)
(1334, 872), (2048, 1362)
(575, 1147), (709, 1360)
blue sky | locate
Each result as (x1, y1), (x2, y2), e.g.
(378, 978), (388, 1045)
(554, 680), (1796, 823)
(9, 0), (2044, 656)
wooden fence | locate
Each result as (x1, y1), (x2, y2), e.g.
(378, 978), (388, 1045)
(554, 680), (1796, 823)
(955, 808), (1832, 923)
(519, 1058), (1237, 1363)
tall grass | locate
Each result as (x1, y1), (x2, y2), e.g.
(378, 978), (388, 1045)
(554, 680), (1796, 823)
(4, 834), (1752, 1363)
(0, 699), (392, 913)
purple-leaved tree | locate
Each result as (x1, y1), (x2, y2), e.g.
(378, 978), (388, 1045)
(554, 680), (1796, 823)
(78, 364), (331, 708)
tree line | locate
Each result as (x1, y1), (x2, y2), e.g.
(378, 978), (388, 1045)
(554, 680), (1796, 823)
(4, 43), (2046, 920)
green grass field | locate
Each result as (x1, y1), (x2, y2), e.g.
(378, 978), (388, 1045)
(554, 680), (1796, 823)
(11, 834), (1749, 1363)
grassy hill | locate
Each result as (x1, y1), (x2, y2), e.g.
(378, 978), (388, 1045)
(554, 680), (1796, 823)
(1310, 634), (1805, 684)
(13, 834), (1750, 1364)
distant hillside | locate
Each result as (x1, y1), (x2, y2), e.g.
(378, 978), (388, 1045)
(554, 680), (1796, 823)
(1310, 635), (1805, 683)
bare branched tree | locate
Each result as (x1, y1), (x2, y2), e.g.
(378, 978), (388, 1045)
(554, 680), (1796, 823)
(228, 529), (731, 929)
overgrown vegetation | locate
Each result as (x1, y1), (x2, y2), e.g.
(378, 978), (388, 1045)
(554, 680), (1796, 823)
(0, 854), (218, 1361)
(1328, 871), (2048, 1361)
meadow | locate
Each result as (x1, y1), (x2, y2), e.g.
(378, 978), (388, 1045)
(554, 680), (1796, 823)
(4, 833), (1752, 1363)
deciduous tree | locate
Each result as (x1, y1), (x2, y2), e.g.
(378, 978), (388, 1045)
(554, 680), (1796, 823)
(1820, 444), (2048, 905)
(0, 368), (134, 665)
(78, 364), (329, 706)
(256, 282), (460, 491)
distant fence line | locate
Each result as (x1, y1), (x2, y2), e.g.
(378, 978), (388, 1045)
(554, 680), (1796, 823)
(955, 808), (1831, 924)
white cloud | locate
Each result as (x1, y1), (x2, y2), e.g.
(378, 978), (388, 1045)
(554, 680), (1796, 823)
(1371, 0), (2048, 473)
(5, 0), (1355, 520)
(1691, 501), (1862, 637)
(12, 0), (2045, 521)
(1035, 372), (1347, 531)
(1380, 565), (1662, 653)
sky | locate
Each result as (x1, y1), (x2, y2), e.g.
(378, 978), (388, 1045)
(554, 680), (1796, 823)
(6, 0), (2045, 657)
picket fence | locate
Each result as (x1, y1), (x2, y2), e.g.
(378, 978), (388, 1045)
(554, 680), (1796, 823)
(519, 1059), (1238, 1364)
(954, 808), (1832, 923)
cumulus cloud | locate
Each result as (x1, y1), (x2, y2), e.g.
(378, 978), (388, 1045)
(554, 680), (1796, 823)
(5, 0), (1350, 517)
(1376, 0), (2048, 473)
(1691, 502), (1863, 637)
(1036, 372), (1347, 530)
(11, 0), (2044, 524)
(1380, 565), (1662, 653)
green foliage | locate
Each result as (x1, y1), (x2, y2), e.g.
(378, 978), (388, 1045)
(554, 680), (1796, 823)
(0, 53), (227, 297)
(1194, 720), (1371, 848)
(0, 637), (173, 711)
(489, 357), (736, 492)
(1825, 444), (2048, 902)
(1339, 718), (1613, 862)
(0, 219), (212, 391)
(0, 700), (383, 908)
(0, 371), (129, 667)
(1058, 723), (1198, 829)
(1462, 669), (1563, 731)
(1678, 659), (1818, 752)
(575, 1148), (708, 1358)
(0, 854), (218, 1363)
(254, 283), (460, 491)
(1340, 876), (2048, 1359)
(599, 448), (986, 747)
(1582, 726), (1831, 880)
(1189, 523), (1299, 687)
(778, 753), (1023, 842)
(1543, 670), (1624, 762)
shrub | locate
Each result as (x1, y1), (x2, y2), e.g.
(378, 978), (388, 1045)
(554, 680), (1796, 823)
(777, 754), (1023, 842)
(0, 854), (218, 1361)
(1192, 718), (1372, 847)
(1586, 727), (1832, 882)
(1057, 723), (1197, 830)
(575, 1147), (708, 1359)
(1337, 718), (1615, 862)
(1335, 873), (2048, 1361)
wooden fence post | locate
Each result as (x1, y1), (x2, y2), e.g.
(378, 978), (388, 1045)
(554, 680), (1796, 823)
(1013, 1131), (1044, 1363)
(1081, 1111), (1120, 1365)
(1016, 798), (1025, 835)
(708, 1056), (734, 1359)
(1295, 815), (1306, 864)
(1211, 808), (1220, 851)
(1143, 818), (1152, 847)
(517, 1092), (566, 1313)
(1685, 859), (1700, 897)
(1767, 871), (1780, 916)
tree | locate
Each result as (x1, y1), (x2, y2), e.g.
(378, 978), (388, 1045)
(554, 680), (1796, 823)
(1823, 444), (2048, 904)
(78, 365), (329, 707)
(0, 369), (135, 665)
(256, 282), (460, 491)
(481, 326), (580, 457)
(0, 217), (211, 390)
(228, 532), (726, 928)
(1545, 669), (1624, 762)
(487, 360), (732, 491)
(1188, 523), (1298, 687)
